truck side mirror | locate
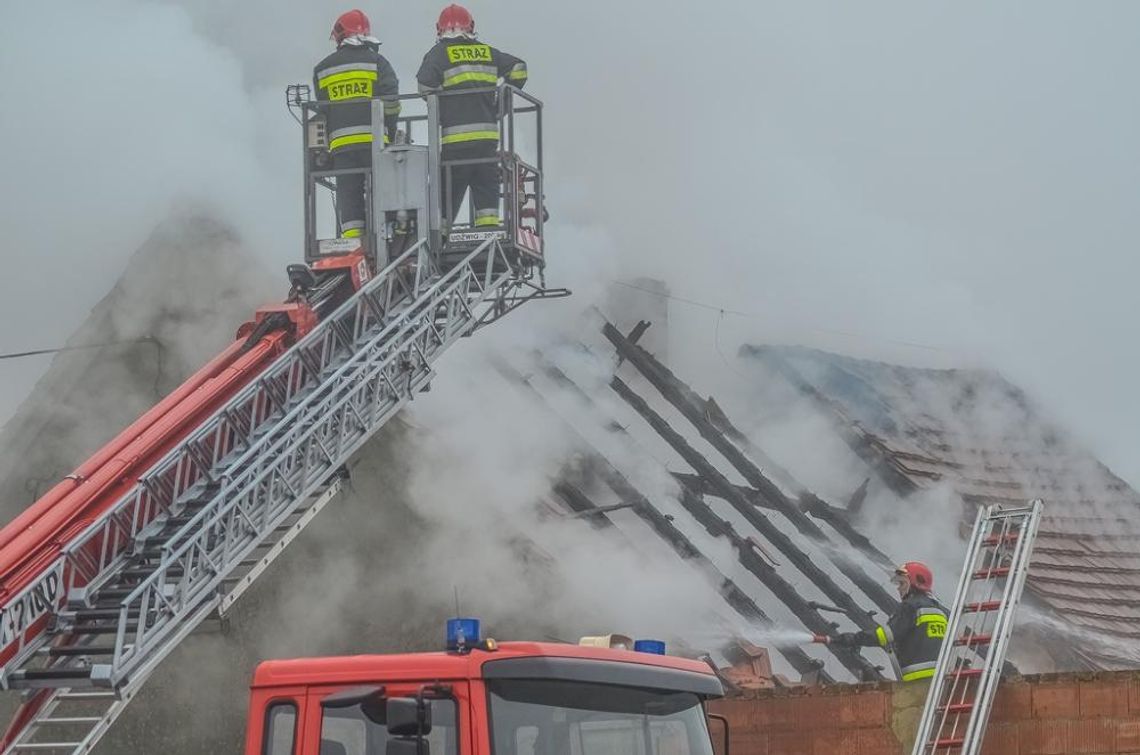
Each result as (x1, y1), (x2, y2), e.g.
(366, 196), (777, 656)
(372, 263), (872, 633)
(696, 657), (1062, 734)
(387, 697), (432, 755)
(387, 697), (432, 736)
(321, 685), (387, 725)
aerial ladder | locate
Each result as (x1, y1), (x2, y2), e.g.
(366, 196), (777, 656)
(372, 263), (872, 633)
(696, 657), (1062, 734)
(0, 84), (564, 754)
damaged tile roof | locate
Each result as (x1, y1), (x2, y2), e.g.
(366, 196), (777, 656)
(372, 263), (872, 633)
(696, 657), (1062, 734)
(742, 345), (1140, 649)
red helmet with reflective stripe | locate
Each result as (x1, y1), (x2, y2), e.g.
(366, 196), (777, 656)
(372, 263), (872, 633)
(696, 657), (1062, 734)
(436, 4), (475, 36)
(896, 561), (934, 592)
(331, 9), (371, 45)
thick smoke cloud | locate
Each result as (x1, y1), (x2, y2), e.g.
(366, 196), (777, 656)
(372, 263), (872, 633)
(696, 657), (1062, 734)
(0, 0), (296, 421)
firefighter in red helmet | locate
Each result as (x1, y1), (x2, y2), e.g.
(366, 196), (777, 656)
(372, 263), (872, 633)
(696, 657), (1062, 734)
(313, 10), (401, 239)
(832, 561), (948, 682)
(416, 4), (529, 230)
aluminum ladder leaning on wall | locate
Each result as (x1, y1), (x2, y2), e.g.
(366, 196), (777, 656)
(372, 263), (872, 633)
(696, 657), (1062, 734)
(911, 499), (1044, 755)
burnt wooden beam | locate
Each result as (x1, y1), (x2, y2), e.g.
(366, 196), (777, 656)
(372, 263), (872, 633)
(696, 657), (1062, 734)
(671, 472), (779, 511)
(559, 473), (829, 676)
(561, 463), (830, 680)
(615, 319), (652, 366)
(682, 387), (897, 577)
(608, 373), (883, 681)
(799, 492), (895, 569)
(553, 481), (619, 528)
(590, 458), (831, 681)
(675, 472), (896, 572)
(702, 396), (806, 497)
(543, 343), (897, 614)
(493, 357), (831, 680)
(603, 322), (900, 616)
(567, 501), (639, 519)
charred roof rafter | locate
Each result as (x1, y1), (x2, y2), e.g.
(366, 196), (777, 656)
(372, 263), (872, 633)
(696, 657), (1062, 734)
(494, 357), (833, 680)
(602, 321), (899, 616)
(605, 372), (883, 680)
(670, 472), (895, 571)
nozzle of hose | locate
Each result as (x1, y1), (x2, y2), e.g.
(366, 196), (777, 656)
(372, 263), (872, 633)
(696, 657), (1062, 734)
(811, 634), (831, 645)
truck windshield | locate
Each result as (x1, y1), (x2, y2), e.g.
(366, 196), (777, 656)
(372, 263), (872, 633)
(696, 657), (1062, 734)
(320, 698), (458, 755)
(488, 680), (715, 755)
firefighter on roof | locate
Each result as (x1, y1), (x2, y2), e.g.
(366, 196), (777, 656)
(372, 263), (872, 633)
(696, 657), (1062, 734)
(417, 4), (528, 230)
(832, 561), (948, 682)
(314, 10), (401, 239)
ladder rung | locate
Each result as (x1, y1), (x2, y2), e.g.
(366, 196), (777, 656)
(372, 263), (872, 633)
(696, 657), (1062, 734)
(72, 608), (134, 621)
(15, 669), (93, 682)
(57, 692), (115, 701)
(947, 668), (983, 679)
(37, 717), (102, 725)
(93, 588), (133, 600)
(962, 601), (1002, 613)
(972, 567), (1010, 579)
(46, 646), (115, 657)
(938, 703), (975, 714)
(930, 738), (964, 750)
(71, 623), (138, 635)
(955, 634), (993, 647)
(11, 743), (84, 750)
(983, 533), (1019, 546)
(120, 567), (180, 578)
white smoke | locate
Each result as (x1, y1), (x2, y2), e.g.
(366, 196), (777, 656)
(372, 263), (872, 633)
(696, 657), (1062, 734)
(397, 320), (738, 645)
(0, 0), (297, 423)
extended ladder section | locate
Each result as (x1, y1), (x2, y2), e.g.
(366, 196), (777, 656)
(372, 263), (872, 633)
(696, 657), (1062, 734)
(0, 239), (531, 754)
(911, 499), (1043, 755)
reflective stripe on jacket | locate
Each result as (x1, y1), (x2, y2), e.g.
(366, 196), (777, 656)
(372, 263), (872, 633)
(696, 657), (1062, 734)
(314, 41), (400, 152)
(857, 592), (948, 682)
(416, 36), (527, 147)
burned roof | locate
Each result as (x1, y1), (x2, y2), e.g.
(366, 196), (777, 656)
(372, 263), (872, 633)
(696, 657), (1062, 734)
(741, 345), (1140, 649)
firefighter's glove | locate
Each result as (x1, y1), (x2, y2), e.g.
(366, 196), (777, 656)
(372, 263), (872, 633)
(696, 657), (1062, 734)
(831, 633), (859, 648)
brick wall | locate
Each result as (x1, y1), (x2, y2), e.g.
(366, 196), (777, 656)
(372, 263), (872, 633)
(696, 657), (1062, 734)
(708, 671), (1140, 755)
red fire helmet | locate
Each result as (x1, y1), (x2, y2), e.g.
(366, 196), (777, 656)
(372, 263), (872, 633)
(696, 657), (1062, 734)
(331, 9), (371, 45)
(436, 4), (475, 36)
(895, 561), (934, 592)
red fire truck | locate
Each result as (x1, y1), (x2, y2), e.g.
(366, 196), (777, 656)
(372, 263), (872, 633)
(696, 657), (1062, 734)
(244, 621), (725, 755)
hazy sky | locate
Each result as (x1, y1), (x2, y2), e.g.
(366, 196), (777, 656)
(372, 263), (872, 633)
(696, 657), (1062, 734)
(0, 1), (1136, 484)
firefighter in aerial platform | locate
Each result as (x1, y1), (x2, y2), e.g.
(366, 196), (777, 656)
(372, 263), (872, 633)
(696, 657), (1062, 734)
(416, 4), (529, 231)
(831, 561), (948, 682)
(314, 10), (401, 239)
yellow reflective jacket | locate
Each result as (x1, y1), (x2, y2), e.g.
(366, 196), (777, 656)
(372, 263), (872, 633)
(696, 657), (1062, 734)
(313, 40), (400, 152)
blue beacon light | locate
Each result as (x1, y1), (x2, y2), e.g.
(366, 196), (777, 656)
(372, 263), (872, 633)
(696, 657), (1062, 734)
(633, 639), (666, 655)
(446, 618), (481, 652)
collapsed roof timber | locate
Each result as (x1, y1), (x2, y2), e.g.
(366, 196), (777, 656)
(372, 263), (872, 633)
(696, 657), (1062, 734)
(498, 317), (1139, 679)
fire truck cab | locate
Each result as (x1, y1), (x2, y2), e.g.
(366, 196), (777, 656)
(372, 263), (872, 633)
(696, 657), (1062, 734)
(245, 623), (724, 755)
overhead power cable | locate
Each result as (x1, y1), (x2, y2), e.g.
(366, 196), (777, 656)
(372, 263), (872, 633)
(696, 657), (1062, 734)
(0, 338), (159, 362)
